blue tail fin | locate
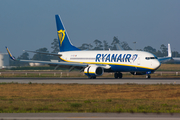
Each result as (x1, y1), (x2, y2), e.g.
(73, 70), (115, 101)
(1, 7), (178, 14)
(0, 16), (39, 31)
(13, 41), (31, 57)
(55, 15), (80, 52)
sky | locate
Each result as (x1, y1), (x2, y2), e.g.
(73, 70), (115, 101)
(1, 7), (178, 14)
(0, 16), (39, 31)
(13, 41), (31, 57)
(1, 0), (180, 57)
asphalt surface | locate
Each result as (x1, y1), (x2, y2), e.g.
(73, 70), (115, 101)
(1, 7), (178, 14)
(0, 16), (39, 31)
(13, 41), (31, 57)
(0, 113), (180, 120)
(0, 78), (180, 84)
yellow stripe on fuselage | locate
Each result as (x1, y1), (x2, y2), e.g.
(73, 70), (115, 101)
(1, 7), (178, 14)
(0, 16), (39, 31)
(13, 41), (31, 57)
(60, 57), (155, 70)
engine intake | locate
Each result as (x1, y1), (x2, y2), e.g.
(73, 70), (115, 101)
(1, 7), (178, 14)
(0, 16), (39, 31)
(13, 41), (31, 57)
(84, 66), (104, 76)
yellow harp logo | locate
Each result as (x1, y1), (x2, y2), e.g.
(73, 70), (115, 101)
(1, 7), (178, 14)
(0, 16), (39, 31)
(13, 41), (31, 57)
(58, 30), (65, 46)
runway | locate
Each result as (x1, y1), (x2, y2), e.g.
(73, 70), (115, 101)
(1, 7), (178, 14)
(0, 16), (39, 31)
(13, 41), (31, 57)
(0, 78), (180, 84)
(0, 113), (180, 120)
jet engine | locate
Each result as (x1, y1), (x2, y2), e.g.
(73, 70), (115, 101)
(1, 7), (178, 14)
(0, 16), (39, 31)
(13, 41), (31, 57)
(84, 66), (104, 77)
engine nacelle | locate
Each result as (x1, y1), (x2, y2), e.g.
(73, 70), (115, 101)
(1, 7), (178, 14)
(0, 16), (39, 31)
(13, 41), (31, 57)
(84, 66), (104, 76)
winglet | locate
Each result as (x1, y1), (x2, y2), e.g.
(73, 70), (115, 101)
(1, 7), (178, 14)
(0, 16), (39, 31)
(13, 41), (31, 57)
(5, 47), (17, 61)
(168, 43), (172, 57)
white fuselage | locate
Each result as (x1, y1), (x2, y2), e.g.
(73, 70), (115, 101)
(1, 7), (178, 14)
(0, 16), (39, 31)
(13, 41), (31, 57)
(59, 50), (161, 72)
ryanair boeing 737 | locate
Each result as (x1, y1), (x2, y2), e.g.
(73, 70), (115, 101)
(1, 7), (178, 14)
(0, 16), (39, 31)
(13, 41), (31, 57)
(6, 15), (174, 79)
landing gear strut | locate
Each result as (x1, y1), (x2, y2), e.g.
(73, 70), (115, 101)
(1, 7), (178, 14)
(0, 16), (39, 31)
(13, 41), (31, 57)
(146, 74), (151, 79)
(114, 72), (123, 79)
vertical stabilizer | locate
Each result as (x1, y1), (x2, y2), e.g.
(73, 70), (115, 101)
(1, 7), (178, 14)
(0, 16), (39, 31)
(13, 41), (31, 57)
(55, 15), (80, 52)
(168, 43), (172, 57)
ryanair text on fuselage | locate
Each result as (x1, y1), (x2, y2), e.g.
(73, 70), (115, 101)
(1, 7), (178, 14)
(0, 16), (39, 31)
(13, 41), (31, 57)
(95, 54), (138, 62)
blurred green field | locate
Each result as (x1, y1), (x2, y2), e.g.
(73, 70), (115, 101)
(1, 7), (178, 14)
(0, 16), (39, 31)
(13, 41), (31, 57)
(157, 64), (180, 71)
(0, 83), (180, 113)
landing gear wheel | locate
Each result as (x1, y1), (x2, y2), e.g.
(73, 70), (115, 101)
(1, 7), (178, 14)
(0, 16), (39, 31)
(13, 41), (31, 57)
(92, 76), (96, 79)
(146, 74), (151, 79)
(118, 72), (123, 79)
(89, 76), (96, 79)
(114, 72), (123, 79)
(114, 73), (118, 79)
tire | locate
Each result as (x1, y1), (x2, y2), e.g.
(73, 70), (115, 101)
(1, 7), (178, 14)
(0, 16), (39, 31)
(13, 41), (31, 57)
(118, 72), (123, 79)
(89, 76), (96, 79)
(114, 73), (118, 79)
(146, 75), (151, 79)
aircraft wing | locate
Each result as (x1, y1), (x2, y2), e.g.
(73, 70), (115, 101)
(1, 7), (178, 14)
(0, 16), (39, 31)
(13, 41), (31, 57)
(173, 58), (180, 61)
(158, 44), (172, 63)
(171, 57), (180, 63)
(24, 50), (62, 56)
(6, 47), (111, 70)
(6, 47), (88, 69)
(157, 44), (180, 63)
(158, 57), (172, 63)
(19, 60), (88, 67)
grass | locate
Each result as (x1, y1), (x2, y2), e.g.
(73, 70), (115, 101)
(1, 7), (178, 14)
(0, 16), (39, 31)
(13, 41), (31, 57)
(157, 64), (180, 71)
(0, 71), (180, 78)
(0, 64), (180, 78)
(0, 83), (180, 113)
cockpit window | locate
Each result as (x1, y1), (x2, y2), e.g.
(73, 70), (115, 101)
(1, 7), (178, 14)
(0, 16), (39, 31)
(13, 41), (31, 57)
(145, 57), (158, 60)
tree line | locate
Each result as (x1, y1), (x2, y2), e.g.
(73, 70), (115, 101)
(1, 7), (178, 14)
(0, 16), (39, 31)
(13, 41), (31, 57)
(10, 37), (180, 66)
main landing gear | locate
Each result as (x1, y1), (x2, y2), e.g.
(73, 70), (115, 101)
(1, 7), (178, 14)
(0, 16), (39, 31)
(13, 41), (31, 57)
(89, 76), (96, 79)
(114, 72), (123, 79)
(146, 74), (151, 79)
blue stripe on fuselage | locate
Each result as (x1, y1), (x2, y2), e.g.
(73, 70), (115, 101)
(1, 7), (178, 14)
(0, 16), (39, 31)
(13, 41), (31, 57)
(110, 64), (154, 72)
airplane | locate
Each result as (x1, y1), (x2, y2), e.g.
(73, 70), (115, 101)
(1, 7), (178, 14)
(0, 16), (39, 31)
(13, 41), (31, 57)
(6, 15), (174, 79)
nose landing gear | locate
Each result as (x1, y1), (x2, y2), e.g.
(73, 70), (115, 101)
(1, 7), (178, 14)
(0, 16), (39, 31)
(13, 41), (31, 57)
(146, 74), (151, 79)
